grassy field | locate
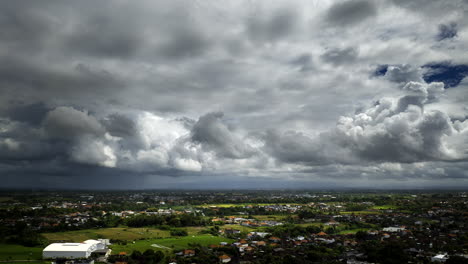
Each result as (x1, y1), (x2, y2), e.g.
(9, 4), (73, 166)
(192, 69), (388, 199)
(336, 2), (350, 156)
(43, 226), (215, 243)
(110, 235), (234, 253)
(340, 211), (382, 215)
(297, 223), (325, 227)
(0, 244), (43, 261)
(337, 228), (370, 235)
(0, 262), (49, 264)
(0, 196), (14, 202)
(371, 205), (398, 210)
(43, 227), (174, 242)
(252, 214), (293, 221)
(218, 224), (257, 233)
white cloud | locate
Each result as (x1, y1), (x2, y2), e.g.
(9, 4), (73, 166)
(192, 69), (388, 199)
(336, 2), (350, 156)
(70, 137), (117, 168)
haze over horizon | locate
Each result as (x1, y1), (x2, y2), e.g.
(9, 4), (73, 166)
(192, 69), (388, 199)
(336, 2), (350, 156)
(1, 0), (468, 189)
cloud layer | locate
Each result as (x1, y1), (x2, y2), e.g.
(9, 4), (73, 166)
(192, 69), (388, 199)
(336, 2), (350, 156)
(1, 0), (468, 188)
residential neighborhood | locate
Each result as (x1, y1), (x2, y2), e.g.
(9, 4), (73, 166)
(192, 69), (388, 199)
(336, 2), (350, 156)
(0, 190), (467, 263)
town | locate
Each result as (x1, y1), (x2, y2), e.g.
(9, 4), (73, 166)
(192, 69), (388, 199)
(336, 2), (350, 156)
(0, 190), (467, 264)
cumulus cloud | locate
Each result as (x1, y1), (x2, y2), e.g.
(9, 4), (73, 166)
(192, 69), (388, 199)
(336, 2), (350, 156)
(70, 136), (117, 167)
(44, 107), (105, 139)
(384, 65), (423, 84)
(265, 81), (467, 165)
(191, 112), (256, 159)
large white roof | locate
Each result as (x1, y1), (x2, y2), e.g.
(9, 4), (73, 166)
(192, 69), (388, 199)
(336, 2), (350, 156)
(44, 243), (93, 252)
(43, 240), (103, 259)
(44, 240), (100, 252)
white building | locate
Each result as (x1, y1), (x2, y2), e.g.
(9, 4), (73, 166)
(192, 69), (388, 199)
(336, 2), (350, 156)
(382, 227), (405, 232)
(43, 239), (105, 260)
(431, 254), (448, 262)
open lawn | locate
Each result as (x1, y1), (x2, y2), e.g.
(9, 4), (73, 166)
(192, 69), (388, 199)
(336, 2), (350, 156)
(0, 244), (43, 261)
(43, 227), (172, 242)
(0, 262), (49, 264)
(0, 260), (49, 264)
(297, 223), (326, 228)
(340, 211), (382, 215)
(371, 205), (398, 210)
(218, 224), (257, 233)
(337, 228), (371, 235)
(110, 235), (234, 253)
(252, 215), (293, 221)
(0, 196), (13, 202)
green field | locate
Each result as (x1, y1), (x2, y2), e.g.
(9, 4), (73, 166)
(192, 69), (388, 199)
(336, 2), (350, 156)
(219, 224), (256, 233)
(1, 262), (49, 264)
(371, 205), (398, 210)
(337, 228), (370, 235)
(0, 196), (14, 202)
(43, 227), (174, 242)
(0, 244), (43, 261)
(42, 226), (213, 242)
(252, 214), (292, 221)
(340, 211), (382, 215)
(110, 235), (234, 253)
(297, 223), (326, 227)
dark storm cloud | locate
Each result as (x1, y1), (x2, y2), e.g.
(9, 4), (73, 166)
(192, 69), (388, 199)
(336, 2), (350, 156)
(160, 27), (211, 59)
(326, 0), (377, 26)
(4, 102), (49, 126)
(0, 2), (57, 52)
(246, 7), (298, 42)
(0, 118), (67, 162)
(0, 56), (124, 104)
(390, 0), (467, 17)
(263, 130), (352, 165)
(290, 53), (314, 72)
(102, 114), (137, 138)
(65, 15), (142, 58)
(321, 47), (358, 65)
(191, 112), (255, 159)
(43, 107), (105, 139)
(437, 23), (458, 41)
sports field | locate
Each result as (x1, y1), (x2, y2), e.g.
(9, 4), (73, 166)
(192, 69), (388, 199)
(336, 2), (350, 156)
(109, 235), (234, 253)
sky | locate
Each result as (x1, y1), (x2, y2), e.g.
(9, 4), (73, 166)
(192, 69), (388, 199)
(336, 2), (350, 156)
(1, 0), (468, 189)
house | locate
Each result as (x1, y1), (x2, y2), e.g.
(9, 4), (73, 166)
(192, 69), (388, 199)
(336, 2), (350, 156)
(256, 241), (266, 246)
(248, 232), (270, 238)
(269, 237), (281, 242)
(183, 249), (195, 257)
(431, 254), (448, 262)
(382, 227), (405, 232)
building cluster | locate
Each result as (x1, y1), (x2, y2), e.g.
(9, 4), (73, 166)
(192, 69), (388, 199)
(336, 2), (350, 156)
(211, 216), (283, 227)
